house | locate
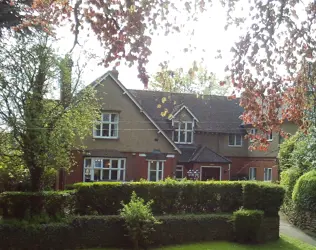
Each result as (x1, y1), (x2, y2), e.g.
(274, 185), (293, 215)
(64, 70), (297, 185)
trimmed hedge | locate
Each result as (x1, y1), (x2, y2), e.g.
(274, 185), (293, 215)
(233, 209), (264, 243)
(73, 181), (244, 215)
(0, 214), (234, 250)
(292, 170), (316, 212)
(0, 191), (75, 219)
(243, 182), (285, 216)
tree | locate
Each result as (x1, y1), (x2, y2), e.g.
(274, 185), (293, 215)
(0, 32), (99, 191)
(220, 0), (316, 148)
(150, 61), (231, 96)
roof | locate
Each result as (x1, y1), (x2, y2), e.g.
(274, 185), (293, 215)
(170, 105), (199, 122)
(88, 71), (181, 154)
(129, 89), (245, 134)
(177, 145), (231, 164)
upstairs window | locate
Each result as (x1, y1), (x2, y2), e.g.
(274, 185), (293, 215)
(228, 134), (242, 147)
(173, 121), (193, 144)
(93, 113), (119, 138)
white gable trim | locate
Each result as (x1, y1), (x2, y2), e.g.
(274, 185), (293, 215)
(169, 105), (199, 122)
(92, 72), (181, 154)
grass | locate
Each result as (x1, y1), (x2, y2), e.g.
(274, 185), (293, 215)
(86, 235), (316, 250)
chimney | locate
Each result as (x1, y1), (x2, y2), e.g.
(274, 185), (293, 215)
(111, 68), (119, 79)
(60, 54), (73, 108)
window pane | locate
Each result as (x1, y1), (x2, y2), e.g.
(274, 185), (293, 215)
(94, 159), (102, 168)
(111, 114), (118, 122)
(120, 160), (125, 169)
(85, 158), (92, 168)
(180, 131), (185, 142)
(174, 131), (179, 142)
(111, 124), (118, 137)
(94, 169), (101, 181)
(236, 135), (242, 145)
(102, 124), (109, 137)
(84, 168), (92, 182)
(158, 170), (162, 181)
(94, 124), (101, 136)
(229, 135), (235, 145)
(103, 170), (109, 180)
(102, 113), (110, 121)
(187, 132), (192, 143)
(112, 160), (118, 169)
(269, 169), (272, 180)
(120, 170), (125, 180)
(187, 122), (193, 130)
(111, 170), (118, 180)
(103, 159), (110, 168)
(158, 161), (164, 171)
(150, 162), (156, 171)
(175, 166), (183, 179)
(149, 171), (157, 181)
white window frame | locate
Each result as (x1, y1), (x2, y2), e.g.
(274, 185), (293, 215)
(175, 165), (184, 180)
(228, 134), (242, 147)
(83, 157), (126, 182)
(147, 160), (165, 181)
(93, 112), (119, 139)
(264, 168), (272, 182)
(173, 121), (194, 144)
(249, 167), (257, 180)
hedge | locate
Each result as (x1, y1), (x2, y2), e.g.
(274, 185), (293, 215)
(0, 214), (234, 250)
(73, 181), (244, 215)
(233, 209), (264, 243)
(243, 182), (285, 216)
(292, 170), (316, 212)
(0, 191), (75, 219)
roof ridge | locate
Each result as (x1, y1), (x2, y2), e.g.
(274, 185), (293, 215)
(190, 145), (205, 162)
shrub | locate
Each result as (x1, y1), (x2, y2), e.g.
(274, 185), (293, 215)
(120, 191), (161, 249)
(0, 191), (75, 219)
(233, 209), (264, 243)
(292, 170), (316, 212)
(242, 182), (285, 216)
(73, 181), (243, 215)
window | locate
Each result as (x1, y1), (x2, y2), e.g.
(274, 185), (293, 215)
(228, 134), (242, 146)
(266, 132), (273, 141)
(175, 165), (184, 180)
(84, 158), (125, 182)
(264, 168), (272, 181)
(148, 161), (164, 181)
(173, 121), (193, 144)
(249, 128), (257, 142)
(93, 113), (119, 138)
(249, 167), (257, 180)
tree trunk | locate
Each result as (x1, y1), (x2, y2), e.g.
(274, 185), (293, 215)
(30, 166), (44, 192)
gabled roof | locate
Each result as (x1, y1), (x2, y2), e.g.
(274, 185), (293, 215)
(89, 71), (181, 154)
(129, 89), (245, 134)
(169, 105), (200, 122)
(177, 145), (231, 164)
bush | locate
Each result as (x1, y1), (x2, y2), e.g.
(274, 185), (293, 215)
(120, 191), (161, 249)
(73, 181), (243, 215)
(292, 170), (316, 212)
(0, 214), (234, 249)
(242, 182), (285, 216)
(0, 191), (75, 219)
(233, 209), (264, 243)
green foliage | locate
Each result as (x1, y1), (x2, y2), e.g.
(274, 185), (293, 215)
(242, 182), (285, 216)
(233, 209), (264, 243)
(278, 133), (300, 171)
(292, 170), (316, 212)
(120, 191), (161, 249)
(0, 191), (75, 220)
(73, 181), (243, 215)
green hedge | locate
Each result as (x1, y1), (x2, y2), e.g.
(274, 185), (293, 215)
(292, 170), (316, 212)
(73, 181), (244, 215)
(243, 182), (285, 216)
(0, 191), (75, 219)
(0, 214), (233, 249)
(233, 209), (264, 243)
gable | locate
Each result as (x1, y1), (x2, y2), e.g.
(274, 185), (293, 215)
(83, 73), (180, 153)
(171, 105), (199, 122)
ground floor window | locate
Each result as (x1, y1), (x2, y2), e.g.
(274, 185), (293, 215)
(264, 168), (272, 181)
(249, 167), (257, 180)
(148, 161), (164, 181)
(175, 165), (184, 180)
(84, 157), (126, 182)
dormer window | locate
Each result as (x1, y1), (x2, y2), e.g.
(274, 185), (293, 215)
(173, 121), (194, 144)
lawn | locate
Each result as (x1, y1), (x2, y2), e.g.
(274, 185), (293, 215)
(87, 235), (316, 250)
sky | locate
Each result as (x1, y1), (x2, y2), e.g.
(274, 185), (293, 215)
(54, 1), (244, 91)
